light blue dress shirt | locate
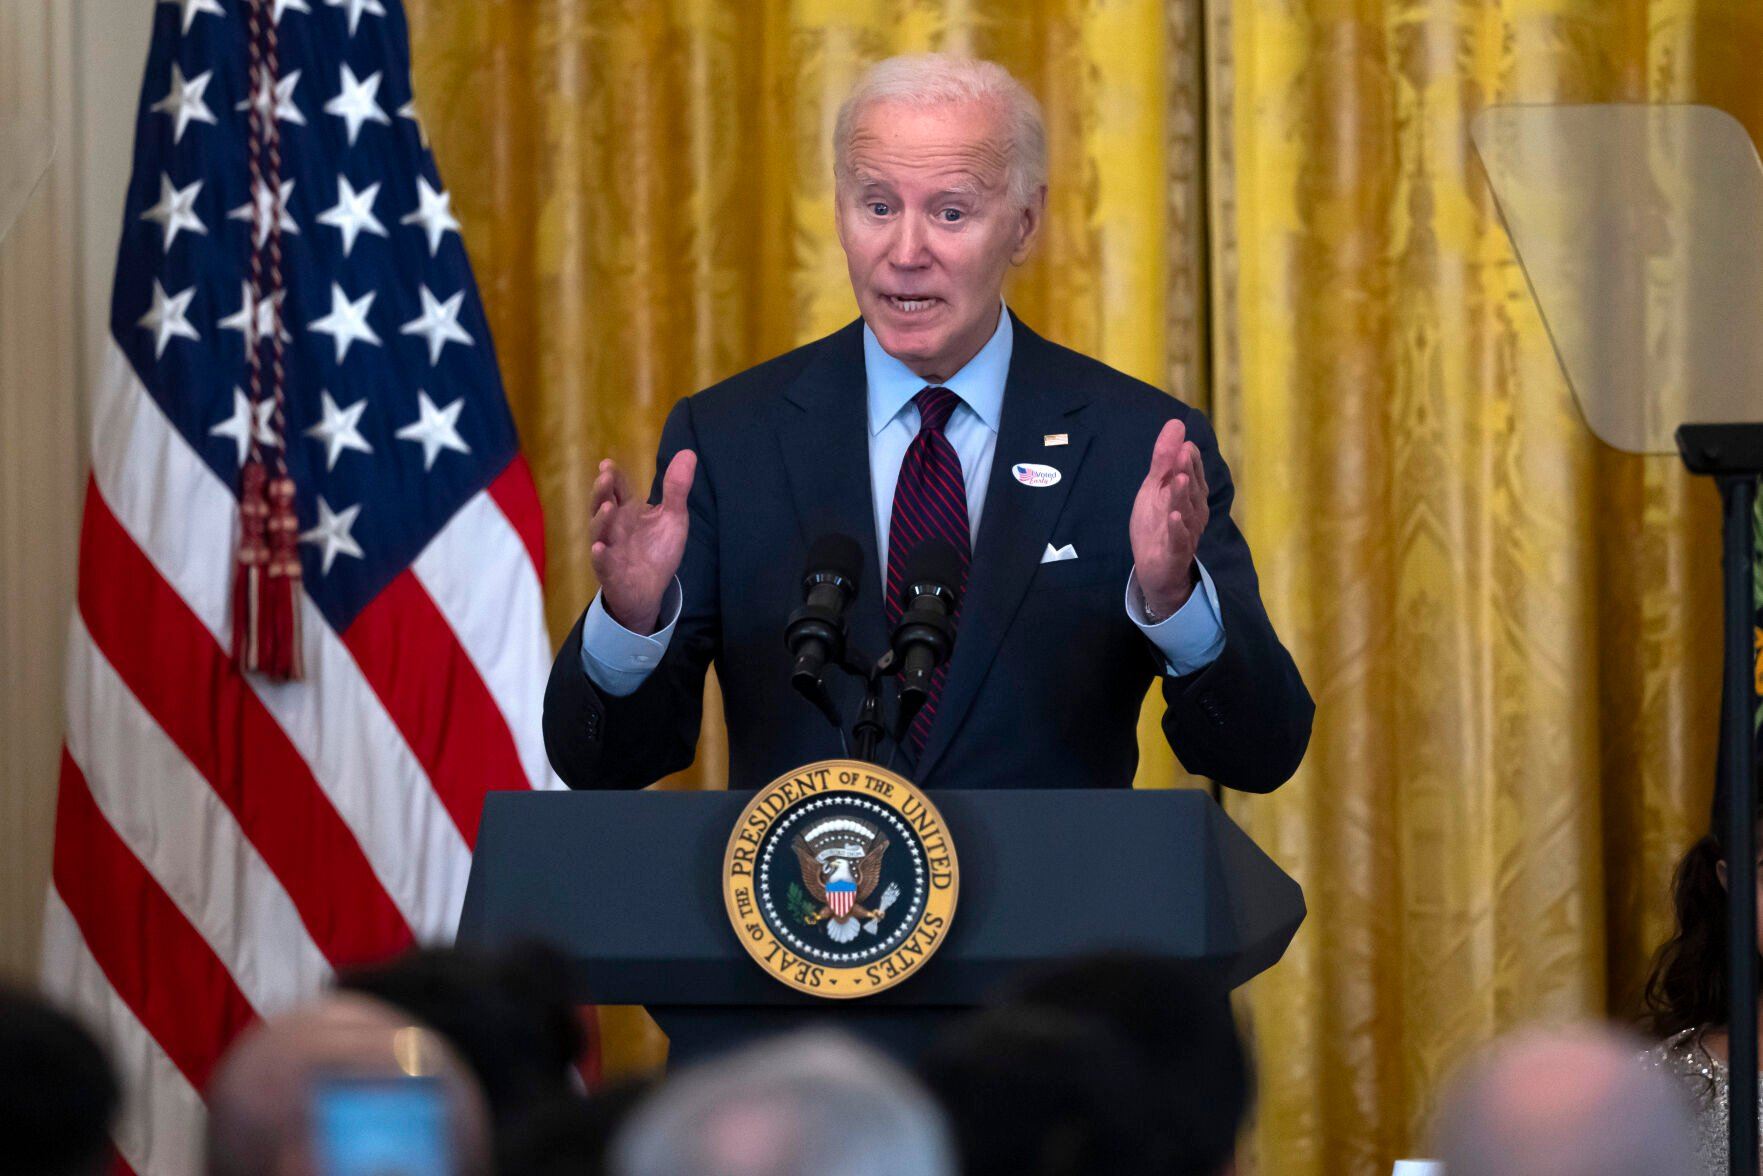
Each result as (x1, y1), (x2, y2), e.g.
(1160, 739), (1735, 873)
(580, 305), (1225, 696)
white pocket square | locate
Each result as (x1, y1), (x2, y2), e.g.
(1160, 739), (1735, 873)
(1041, 542), (1078, 564)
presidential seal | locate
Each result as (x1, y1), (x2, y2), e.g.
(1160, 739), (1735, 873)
(723, 759), (958, 998)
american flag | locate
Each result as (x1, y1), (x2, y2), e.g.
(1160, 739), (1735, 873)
(41, 0), (562, 1168)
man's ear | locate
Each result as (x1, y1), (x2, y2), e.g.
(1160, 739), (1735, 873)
(1010, 184), (1048, 266)
(1719, 859), (1730, 892)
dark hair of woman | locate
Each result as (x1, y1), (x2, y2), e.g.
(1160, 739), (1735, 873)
(1643, 832), (1734, 1039)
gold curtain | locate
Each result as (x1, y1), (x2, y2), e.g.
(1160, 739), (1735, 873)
(404, 0), (1747, 1168)
(1216, 0), (1749, 1170)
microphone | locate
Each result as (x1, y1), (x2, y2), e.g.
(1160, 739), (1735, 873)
(889, 537), (963, 738)
(785, 533), (863, 725)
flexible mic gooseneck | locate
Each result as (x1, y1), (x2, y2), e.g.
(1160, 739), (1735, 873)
(785, 533), (863, 727)
(889, 536), (963, 740)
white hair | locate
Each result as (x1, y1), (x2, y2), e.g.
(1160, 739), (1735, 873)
(834, 53), (1047, 208)
(612, 1030), (956, 1176)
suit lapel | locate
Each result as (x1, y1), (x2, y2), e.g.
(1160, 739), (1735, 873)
(774, 320), (891, 664)
(914, 318), (1091, 781)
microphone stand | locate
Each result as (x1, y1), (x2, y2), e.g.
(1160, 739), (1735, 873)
(790, 625), (902, 769)
(844, 648), (895, 766)
(1676, 424), (1762, 1176)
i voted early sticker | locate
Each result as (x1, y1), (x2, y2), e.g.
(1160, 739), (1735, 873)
(1013, 463), (1061, 488)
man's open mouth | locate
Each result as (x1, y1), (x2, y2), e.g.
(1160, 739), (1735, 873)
(883, 294), (942, 314)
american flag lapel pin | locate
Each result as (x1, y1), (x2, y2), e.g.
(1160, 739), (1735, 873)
(1043, 433), (1069, 447)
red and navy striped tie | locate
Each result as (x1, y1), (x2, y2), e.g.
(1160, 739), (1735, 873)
(886, 386), (972, 752)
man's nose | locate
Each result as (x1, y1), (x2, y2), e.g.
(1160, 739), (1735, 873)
(887, 217), (929, 268)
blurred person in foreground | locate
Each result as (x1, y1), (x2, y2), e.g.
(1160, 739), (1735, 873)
(335, 944), (588, 1140)
(498, 1077), (652, 1176)
(1641, 787), (1763, 1175)
(205, 991), (491, 1176)
(921, 1005), (1164, 1176)
(920, 953), (1250, 1176)
(612, 1030), (955, 1176)
(1005, 952), (1252, 1175)
(1430, 1024), (1694, 1176)
(0, 985), (118, 1176)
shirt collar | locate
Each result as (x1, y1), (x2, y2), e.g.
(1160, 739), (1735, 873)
(863, 301), (1013, 437)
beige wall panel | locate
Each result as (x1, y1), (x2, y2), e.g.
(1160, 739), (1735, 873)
(0, 0), (147, 982)
(0, 0), (80, 983)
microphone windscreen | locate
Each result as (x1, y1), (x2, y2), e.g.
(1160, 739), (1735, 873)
(901, 536), (963, 601)
(803, 532), (864, 586)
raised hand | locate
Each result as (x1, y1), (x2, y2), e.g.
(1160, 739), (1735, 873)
(590, 449), (698, 635)
(1129, 419), (1208, 616)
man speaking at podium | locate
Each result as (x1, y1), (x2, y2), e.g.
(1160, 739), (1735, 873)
(544, 55), (1312, 794)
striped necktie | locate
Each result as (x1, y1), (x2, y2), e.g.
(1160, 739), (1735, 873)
(885, 386), (972, 752)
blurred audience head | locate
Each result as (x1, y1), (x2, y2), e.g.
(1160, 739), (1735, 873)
(921, 1004), (1164, 1176)
(1002, 952), (1252, 1175)
(205, 991), (491, 1176)
(612, 1030), (955, 1176)
(0, 985), (118, 1176)
(335, 942), (586, 1131)
(1428, 1023), (1695, 1176)
(497, 1080), (652, 1176)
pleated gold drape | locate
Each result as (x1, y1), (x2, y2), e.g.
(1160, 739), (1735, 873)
(404, 0), (1746, 1169)
(1217, 1), (1747, 1169)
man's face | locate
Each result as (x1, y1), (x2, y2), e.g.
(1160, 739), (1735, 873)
(836, 98), (1044, 382)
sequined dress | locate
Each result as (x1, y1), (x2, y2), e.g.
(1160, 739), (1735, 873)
(1643, 1027), (1760, 1176)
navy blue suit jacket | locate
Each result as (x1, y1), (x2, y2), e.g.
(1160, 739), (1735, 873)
(544, 314), (1312, 793)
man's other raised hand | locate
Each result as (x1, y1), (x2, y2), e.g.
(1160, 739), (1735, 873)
(589, 450), (697, 635)
(1129, 419), (1208, 617)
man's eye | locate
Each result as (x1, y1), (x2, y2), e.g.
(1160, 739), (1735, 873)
(869, 202), (891, 216)
(939, 208), (965, 222)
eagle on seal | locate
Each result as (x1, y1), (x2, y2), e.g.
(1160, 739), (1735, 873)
(792, 817), (892, 944)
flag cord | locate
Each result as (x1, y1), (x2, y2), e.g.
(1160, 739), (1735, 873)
(232, 0), (303, 679)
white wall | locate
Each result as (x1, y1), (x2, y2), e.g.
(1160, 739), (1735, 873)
(0, 0), (151, 981)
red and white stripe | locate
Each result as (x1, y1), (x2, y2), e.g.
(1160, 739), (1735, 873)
(41, 339), (563, 1173)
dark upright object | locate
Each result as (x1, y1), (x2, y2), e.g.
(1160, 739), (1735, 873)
(784, 532), (864, 730)
(1675, 423), (1763, 1176)
(890, 536), (963, 737)
(543, 313), (1313, 795)
(456, 788), (1304, 1065)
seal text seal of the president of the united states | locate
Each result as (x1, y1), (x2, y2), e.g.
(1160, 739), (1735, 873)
(722, 759), (959, 998)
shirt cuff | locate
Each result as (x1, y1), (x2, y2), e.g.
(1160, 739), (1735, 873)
(578, 578), (683, 697)
(1125, 560), (1226, 677)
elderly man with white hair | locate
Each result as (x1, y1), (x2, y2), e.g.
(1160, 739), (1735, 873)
(545, 53), (1311, 796)
(1428, 1023), (1697, 1176)
(612, 1030), (956, 1176)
